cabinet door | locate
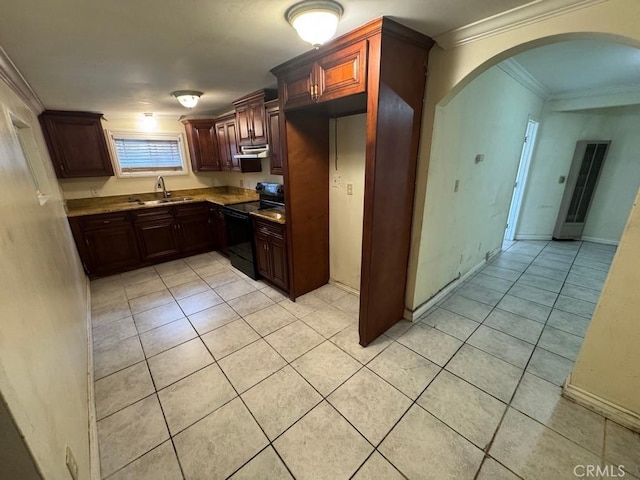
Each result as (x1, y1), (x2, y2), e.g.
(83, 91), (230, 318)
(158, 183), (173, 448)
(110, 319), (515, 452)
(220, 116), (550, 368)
(226, 121), (241, 172)
(316, 41), (367, 103)
(235, 105), (252, 147)
(39, 111), (114, 178)
(84, 225), (140, 276)
(215, 121), (231, 171)
(248, 101), (268, 145)
(176, 206), (213, 255)
(210, 206), (229, 255)
(254, 233), (271, 279)
(135, 219), (180, 262)
(184, 121), (221, 172)
(267, 107), (284, 175)
(269, 236), (289, 291)
(280, 63), (315, 110)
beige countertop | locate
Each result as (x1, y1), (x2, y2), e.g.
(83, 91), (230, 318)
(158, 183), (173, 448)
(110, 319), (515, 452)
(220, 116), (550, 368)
(251, 207), (286, 224)
(66, 186), (259, 217)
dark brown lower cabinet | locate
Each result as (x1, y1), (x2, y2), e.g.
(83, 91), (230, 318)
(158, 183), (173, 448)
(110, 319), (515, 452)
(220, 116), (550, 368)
(209, 204), (228, 256)
(253, 218), (288, 291)
(69, 211), (140, 276)
(133, 208), (181, 263)
(69, 202), (223, 277)
(175, 204), (214, 255)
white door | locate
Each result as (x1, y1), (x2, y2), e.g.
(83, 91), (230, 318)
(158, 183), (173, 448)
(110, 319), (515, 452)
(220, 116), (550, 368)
(505, 119), (539, 241)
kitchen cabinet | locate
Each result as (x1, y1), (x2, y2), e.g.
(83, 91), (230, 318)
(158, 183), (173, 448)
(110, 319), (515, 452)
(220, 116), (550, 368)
(183, 119), (221, 172)
(69, 202), (227, 276)
(133, 207), (181, 263)
(214, 114), (239, 172)
(39, 110), (114, 178)
(68, 212), (139, 276)
(209, 204), (228, 255)
(253, 218), (288, 290)
(278, 41), (367, 110)
(272, 18), (434, 345)
(233, 89), (277, 146)
(175, 203), (214, 254)
(265, 100), (284, 175)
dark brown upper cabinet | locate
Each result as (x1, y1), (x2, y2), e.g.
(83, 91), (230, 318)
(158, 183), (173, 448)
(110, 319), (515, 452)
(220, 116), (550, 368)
(214, 114), (239, 172)
(183, 119), (221, 172)
(265, 100), (283, 175)
(39, 110), (114, 178)
(278, 40), (367, 110)
(233, 89), (277, 146)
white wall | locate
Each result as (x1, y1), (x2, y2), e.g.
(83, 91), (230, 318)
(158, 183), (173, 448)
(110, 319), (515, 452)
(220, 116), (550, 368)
(410, 66), (544, 306)
(0, 81), (90, 478)
(406, 0), (640, 311)
(329, 114), (366, 291)
(569, 187), (640, 418)
(59, 115), (283, 199)
(517, 108), (640, 243)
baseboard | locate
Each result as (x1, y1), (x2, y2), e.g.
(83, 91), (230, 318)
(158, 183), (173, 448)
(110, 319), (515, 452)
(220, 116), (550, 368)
(580, 236), (619, 246)
(328, 279), (360, 297)
(563, 377), (640, 433)
(514, 233), (553, 241)
(403, 257), (489, 321)
(85, 278), (101, 480)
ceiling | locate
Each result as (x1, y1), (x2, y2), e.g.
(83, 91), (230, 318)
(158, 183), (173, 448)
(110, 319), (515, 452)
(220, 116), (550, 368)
(512, 39), (640, 96)
(0, 0), (532, 117)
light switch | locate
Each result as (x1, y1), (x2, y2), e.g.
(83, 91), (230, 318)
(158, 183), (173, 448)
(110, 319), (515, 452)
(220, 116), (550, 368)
(346, 182), (353, 195)
(332, 174), (341, 188)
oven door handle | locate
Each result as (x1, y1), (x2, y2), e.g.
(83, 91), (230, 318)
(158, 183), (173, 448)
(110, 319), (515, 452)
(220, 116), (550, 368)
(222, 209), (249, 221)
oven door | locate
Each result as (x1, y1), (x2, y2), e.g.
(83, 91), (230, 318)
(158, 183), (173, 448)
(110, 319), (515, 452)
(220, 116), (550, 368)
(222, 208), (258, 278)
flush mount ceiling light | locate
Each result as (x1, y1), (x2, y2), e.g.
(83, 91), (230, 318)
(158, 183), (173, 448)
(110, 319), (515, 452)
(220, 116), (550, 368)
(171, 90), (203, 108)
(285, 0), (344, 48)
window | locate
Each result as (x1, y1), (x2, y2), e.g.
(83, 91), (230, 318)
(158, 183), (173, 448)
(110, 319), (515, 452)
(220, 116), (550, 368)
(107, 131), (189, 177)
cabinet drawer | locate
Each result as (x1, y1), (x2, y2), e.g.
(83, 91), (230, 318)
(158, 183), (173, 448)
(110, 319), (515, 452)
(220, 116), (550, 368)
(132, 207), (174, 222)
(174, 202), (207, 217)
(78, 212), (131, 230)
(254, 218), (285, 240)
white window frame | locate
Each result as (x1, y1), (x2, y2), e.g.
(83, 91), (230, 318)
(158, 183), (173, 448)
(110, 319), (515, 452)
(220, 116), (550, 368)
(106, 130), (190, 178)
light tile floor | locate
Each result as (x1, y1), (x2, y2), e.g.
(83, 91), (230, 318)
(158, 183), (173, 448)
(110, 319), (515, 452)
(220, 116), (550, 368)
(91, 242), (640, 479)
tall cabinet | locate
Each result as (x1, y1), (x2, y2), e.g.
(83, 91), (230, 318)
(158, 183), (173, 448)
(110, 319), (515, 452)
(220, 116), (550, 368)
(271, 18), (434, 346)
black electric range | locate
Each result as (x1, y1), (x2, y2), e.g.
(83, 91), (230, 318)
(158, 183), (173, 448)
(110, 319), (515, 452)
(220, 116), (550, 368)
(222, 183), (284, 279)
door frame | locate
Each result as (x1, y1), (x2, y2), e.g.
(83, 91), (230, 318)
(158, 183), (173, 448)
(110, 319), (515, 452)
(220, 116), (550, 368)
(505, 118), (539, 241)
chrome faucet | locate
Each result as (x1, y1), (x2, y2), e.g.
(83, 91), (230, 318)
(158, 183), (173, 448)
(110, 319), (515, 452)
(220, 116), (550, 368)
(156, 176), (170, 198)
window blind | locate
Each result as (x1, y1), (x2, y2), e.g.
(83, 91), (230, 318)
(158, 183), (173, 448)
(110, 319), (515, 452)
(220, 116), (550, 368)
(113, 137), (184, 172)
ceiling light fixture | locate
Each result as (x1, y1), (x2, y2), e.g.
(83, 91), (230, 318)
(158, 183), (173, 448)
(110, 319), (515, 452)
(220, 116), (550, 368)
(285, 0), (343, 48)
(171, 90), (203, 108)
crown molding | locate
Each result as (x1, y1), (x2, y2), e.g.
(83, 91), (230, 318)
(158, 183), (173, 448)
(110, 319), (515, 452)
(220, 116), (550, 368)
(0, 45), (44, 113)
(550, 81), (640, 101)
(498, 58), (552, 99)
(435, 0), (608, 50)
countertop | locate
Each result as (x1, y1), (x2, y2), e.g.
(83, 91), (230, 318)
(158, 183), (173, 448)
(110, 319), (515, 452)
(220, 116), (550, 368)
(66, 186), (259, 217)
(251, 207), (286, 224)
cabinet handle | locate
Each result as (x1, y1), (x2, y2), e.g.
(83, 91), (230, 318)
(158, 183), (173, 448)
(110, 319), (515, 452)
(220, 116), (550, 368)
(85, 238), (90, 246)
(103, 220), (110, 224)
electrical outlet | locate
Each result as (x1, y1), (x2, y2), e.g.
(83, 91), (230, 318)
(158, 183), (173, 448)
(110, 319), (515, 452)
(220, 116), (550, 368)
(65, 447), (78, 480)
(90, 187), (99, 197)
(239, 179), (244, 187)
(332, 174), (341, 188)
(346, 182), (353, 195)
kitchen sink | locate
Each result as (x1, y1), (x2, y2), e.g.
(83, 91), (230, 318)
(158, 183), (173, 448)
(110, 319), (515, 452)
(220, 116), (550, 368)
(136, 197), (194, 206)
